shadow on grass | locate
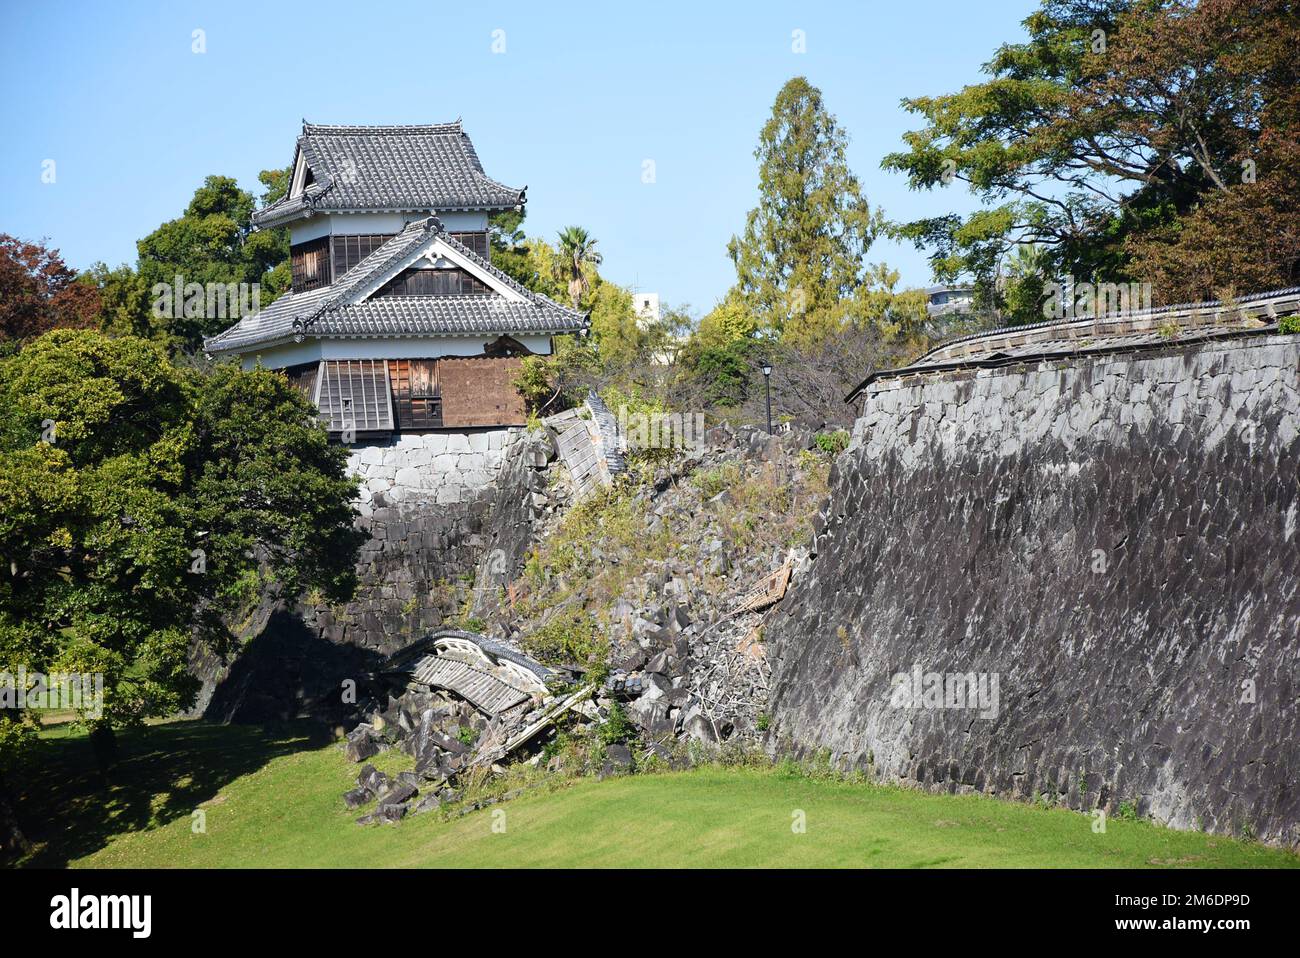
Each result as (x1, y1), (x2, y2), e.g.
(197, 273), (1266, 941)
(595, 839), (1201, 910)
(202, 609), (385, 724)
(7, 608), (392, 868)
(9, 718), (335, 868)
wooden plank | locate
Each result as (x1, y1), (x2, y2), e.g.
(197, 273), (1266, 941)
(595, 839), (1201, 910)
(470, 686), (594, 768)
(439, 356), (526, 427)
(731, 560), (793, 615)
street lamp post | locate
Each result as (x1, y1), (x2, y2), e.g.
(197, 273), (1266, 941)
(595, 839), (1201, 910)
(760, 361), (773, 434)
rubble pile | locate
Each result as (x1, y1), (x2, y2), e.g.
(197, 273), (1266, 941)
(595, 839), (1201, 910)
(340, 421), (831, 822)
(506, 422), (823, 746)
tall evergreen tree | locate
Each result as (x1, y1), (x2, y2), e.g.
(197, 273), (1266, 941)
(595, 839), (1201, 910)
(726, 77), (881, 344)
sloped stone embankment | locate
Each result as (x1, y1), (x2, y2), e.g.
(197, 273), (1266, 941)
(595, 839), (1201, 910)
(768, 335), (1300, 846)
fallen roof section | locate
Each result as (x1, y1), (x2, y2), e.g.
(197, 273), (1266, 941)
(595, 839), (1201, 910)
(382, 628), (554, 718)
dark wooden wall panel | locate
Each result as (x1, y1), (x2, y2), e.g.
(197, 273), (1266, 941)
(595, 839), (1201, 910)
(438, 356), (527, 427)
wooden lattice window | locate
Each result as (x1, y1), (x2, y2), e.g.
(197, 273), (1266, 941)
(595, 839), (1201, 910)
(314, 360), (394, 435)
(285, 363), (318, 399)
(290, 236), (331, 292)
(448, 231), (489, 259)
(388, 359), (443, 430)
(332, 233), (395, 279)
(375, 267), (489, 297)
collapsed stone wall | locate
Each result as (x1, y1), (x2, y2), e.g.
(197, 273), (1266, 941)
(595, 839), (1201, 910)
(768, 335), (1300, 845)
(322, 429), (524, 656)
(199, 427), (556, 721)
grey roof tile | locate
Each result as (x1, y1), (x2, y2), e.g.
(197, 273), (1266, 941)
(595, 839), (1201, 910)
(252, 121), (523, 227)
(204, 217), (585, 354)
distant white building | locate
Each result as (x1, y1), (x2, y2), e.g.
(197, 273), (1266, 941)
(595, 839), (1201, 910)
(632, 291), (660, 326)
(926, 283), (976, 318)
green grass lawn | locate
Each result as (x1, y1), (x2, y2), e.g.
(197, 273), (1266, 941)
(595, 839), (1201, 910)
(9, 719), (1297, 868)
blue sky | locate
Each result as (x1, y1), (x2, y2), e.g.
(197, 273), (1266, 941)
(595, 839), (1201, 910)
(0, 0), (1033, 314)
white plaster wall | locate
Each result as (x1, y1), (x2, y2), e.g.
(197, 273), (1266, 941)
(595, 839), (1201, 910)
(239, 334), (554, 369)
(289, 210), (489, 245)
(289, 217), (332, 244)
(345, 428), (523, 515)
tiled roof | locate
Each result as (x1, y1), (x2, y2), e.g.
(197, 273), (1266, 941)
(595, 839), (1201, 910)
(252, 121), (524, 227)
(326, 297), (588, 337)
(846, 286), (1300, 400)
(204, 217), (586, 354)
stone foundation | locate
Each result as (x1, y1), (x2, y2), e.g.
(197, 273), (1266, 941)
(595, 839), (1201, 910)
(199, 427), (555, 718)
(768, 335), (1300, 846)
(348, 429), (518, 514)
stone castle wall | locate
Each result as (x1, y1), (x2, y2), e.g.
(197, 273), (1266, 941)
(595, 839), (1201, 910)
(349, 429), (518, 514)
(200, 426), (555, 720)
(767, 335), (1300, 845)
(316, 428), (527, 656)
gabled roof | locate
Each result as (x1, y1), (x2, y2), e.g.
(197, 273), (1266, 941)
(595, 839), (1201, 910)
(252, 121), (525, 228)
(203, 216), (587, 354)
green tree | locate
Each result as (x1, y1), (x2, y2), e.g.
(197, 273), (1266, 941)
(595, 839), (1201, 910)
(587, 282), (643, 368)
(677, 338), (754, 408)
(79, 262), (156, 340)
(1000, 244), (1051, 325)
(694, 290), (758, 351)
(487, 209), (571, 301)
(727, 77), (882, 343)
(0, 331), (362, 779)
(883, 0), (1300, 304)
(847, 264), (931, 342)
(136, 174), (290, 352)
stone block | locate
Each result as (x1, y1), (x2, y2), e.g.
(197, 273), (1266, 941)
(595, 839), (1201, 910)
(394, 466), (423, 488)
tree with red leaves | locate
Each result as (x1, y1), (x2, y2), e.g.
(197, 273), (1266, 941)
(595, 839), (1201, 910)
(0, 235), (101, 347)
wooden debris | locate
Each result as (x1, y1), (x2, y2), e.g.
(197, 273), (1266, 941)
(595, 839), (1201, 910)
(735, 626), (767, 662)
(730, 559), (792, 615)
(506, 579), (529, 610)
(470, 685), (594, 768)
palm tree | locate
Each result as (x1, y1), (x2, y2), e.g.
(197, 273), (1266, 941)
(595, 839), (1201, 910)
(1000, 243), (1052, 325)
(1005, 243), (1049, 280)
(555, 226), (602, 309)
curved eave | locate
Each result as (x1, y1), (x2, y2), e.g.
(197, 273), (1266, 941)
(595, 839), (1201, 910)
(251, 197), (526, 231)
(206, 325), (587, 357)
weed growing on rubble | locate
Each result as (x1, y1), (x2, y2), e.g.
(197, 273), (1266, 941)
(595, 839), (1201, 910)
(690, 461), (743, 498)
(597, 702), (634, 745)
(520, 607), (605, 671)
(514, 477), (674, 665)
(814, 429), (851, 455)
